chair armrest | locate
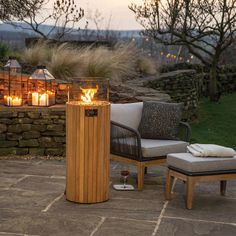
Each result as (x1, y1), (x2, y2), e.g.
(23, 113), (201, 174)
(178, 121), (192, 142)
(110, 121), (142, 161)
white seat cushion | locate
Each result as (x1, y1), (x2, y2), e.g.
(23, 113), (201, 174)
(112, 137), (188, 158)
(111, 103), (143, 131)
(167, 153), (236, 173)
(141, 139), (188, 157)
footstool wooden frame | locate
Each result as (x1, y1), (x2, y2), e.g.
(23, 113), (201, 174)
(166, 167), (236, 209)
(165, 153), (236, 209)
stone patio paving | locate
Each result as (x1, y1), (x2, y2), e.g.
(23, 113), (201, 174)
(0, 159), (236, 236)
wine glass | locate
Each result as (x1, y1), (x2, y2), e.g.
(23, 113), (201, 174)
(120, 166), (130, 189)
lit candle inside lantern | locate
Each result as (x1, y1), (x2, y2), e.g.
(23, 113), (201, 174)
(4, 96), (22, 106)
(32, 92), (39, 106)
(39, 93), (49, 106)
(31, 92), (50, 106)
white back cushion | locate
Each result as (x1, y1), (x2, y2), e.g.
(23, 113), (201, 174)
(111, 103), (143, 130)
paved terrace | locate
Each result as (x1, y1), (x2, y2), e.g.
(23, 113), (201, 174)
(0, 158), (236, 236)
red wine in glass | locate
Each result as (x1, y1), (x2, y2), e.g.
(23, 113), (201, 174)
(121, 170), (130, 188)
(121, 170), (130, 177)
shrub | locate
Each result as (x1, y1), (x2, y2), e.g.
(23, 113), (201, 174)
(21, 40), (52, 66)
(78, 43), (140, 81)
(110, 43), (140, 80)
(48, 43), (81, 80)
(21, 41), (159, 81)
(48, 43), (141, 81)
(0, 42), (12, 61)
(78, 46), (112, 78)
(137, 56), (157, 75)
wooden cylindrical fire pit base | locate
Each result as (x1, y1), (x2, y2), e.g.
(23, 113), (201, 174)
(66, 101), (110, 203)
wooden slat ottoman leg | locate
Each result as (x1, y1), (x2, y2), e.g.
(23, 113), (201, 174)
(186, 177), (195, 210)
(165, 170), (174, 200)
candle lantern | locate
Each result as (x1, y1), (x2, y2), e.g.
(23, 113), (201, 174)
(28, 65), (56, 107)
(66, 78), (110, 203)
(3, 57), (22, 107)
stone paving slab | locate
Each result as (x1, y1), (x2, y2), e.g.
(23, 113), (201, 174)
(165, 194), (236, 223)
(0, 208), (40, 235)
(157, 218), (236, 236)
(0, 188), (61, 212)
(0, 159), (65, 177)
(0, 159), (236, 236)
(15, 176), (65, 193)
(0, 208), (101, 236)
(109, 185), (164, 201)
(0, 173), (25, 188)
(50, 195), (162, 221)
(94, 218), (156, 236)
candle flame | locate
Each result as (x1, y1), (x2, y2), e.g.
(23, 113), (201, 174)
(4, 96), (22, 106)
(80, 86), (98, 103)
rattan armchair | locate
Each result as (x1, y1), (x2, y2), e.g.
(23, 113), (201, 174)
(110, 103), (191, 190)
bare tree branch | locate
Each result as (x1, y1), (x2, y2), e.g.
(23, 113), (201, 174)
(0, 0), (84, 40)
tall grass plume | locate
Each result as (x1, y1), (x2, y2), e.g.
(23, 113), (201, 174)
(21, 41), (52, 66)
(21, 42), (159, 81)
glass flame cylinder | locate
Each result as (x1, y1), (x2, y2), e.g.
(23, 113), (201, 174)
(28, 65), (56, 107)
(3, 58), (22, 107)
(68, 77), (110, 104)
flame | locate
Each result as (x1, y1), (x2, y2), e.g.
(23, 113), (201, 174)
(4, 96), (22, 106)
(80, 85), (98, 103)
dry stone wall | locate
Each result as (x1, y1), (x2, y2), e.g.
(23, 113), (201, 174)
(0, 106), (66, 156)
(199, 73), (236, 95)
(145, 70), (200, 120)
(160, 63), (236, 94)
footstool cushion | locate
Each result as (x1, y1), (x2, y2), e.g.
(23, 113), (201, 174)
(167, 153), (236, 173)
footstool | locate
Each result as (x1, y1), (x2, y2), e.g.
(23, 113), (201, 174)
(165, 153), (236, 209)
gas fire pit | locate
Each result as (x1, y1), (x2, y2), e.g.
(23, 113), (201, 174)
(66, 78), (110, 203)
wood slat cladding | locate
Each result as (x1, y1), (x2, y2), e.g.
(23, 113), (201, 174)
(66, 102), (110, 203)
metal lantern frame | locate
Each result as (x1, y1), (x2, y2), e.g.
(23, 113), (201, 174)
(3, 57), (22, 107)
(27, 65), (56, 107)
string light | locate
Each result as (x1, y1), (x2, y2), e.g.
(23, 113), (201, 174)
(159, 51), (194, 63)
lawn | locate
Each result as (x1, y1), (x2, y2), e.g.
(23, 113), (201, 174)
(190, 93), (236, 149)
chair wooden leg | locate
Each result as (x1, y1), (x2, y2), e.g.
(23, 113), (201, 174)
(137, 164), (145, 191)
(186, 177), (195, 210)
(165, 170), (174, 200)
(220, 180), (227, 196)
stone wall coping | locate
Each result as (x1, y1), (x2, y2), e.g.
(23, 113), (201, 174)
(0, 105), (66, 111)
(158, 69), (196, 80)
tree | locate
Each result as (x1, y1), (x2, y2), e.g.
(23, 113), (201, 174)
(219, 38), (236, 65)
(0, 0), (84, 40)
(84, 8), (118, 42)
(129, 0), (236, 101)
(86, 9), (105, 40)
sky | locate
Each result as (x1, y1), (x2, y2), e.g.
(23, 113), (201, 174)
(48, 0), (144, 30)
